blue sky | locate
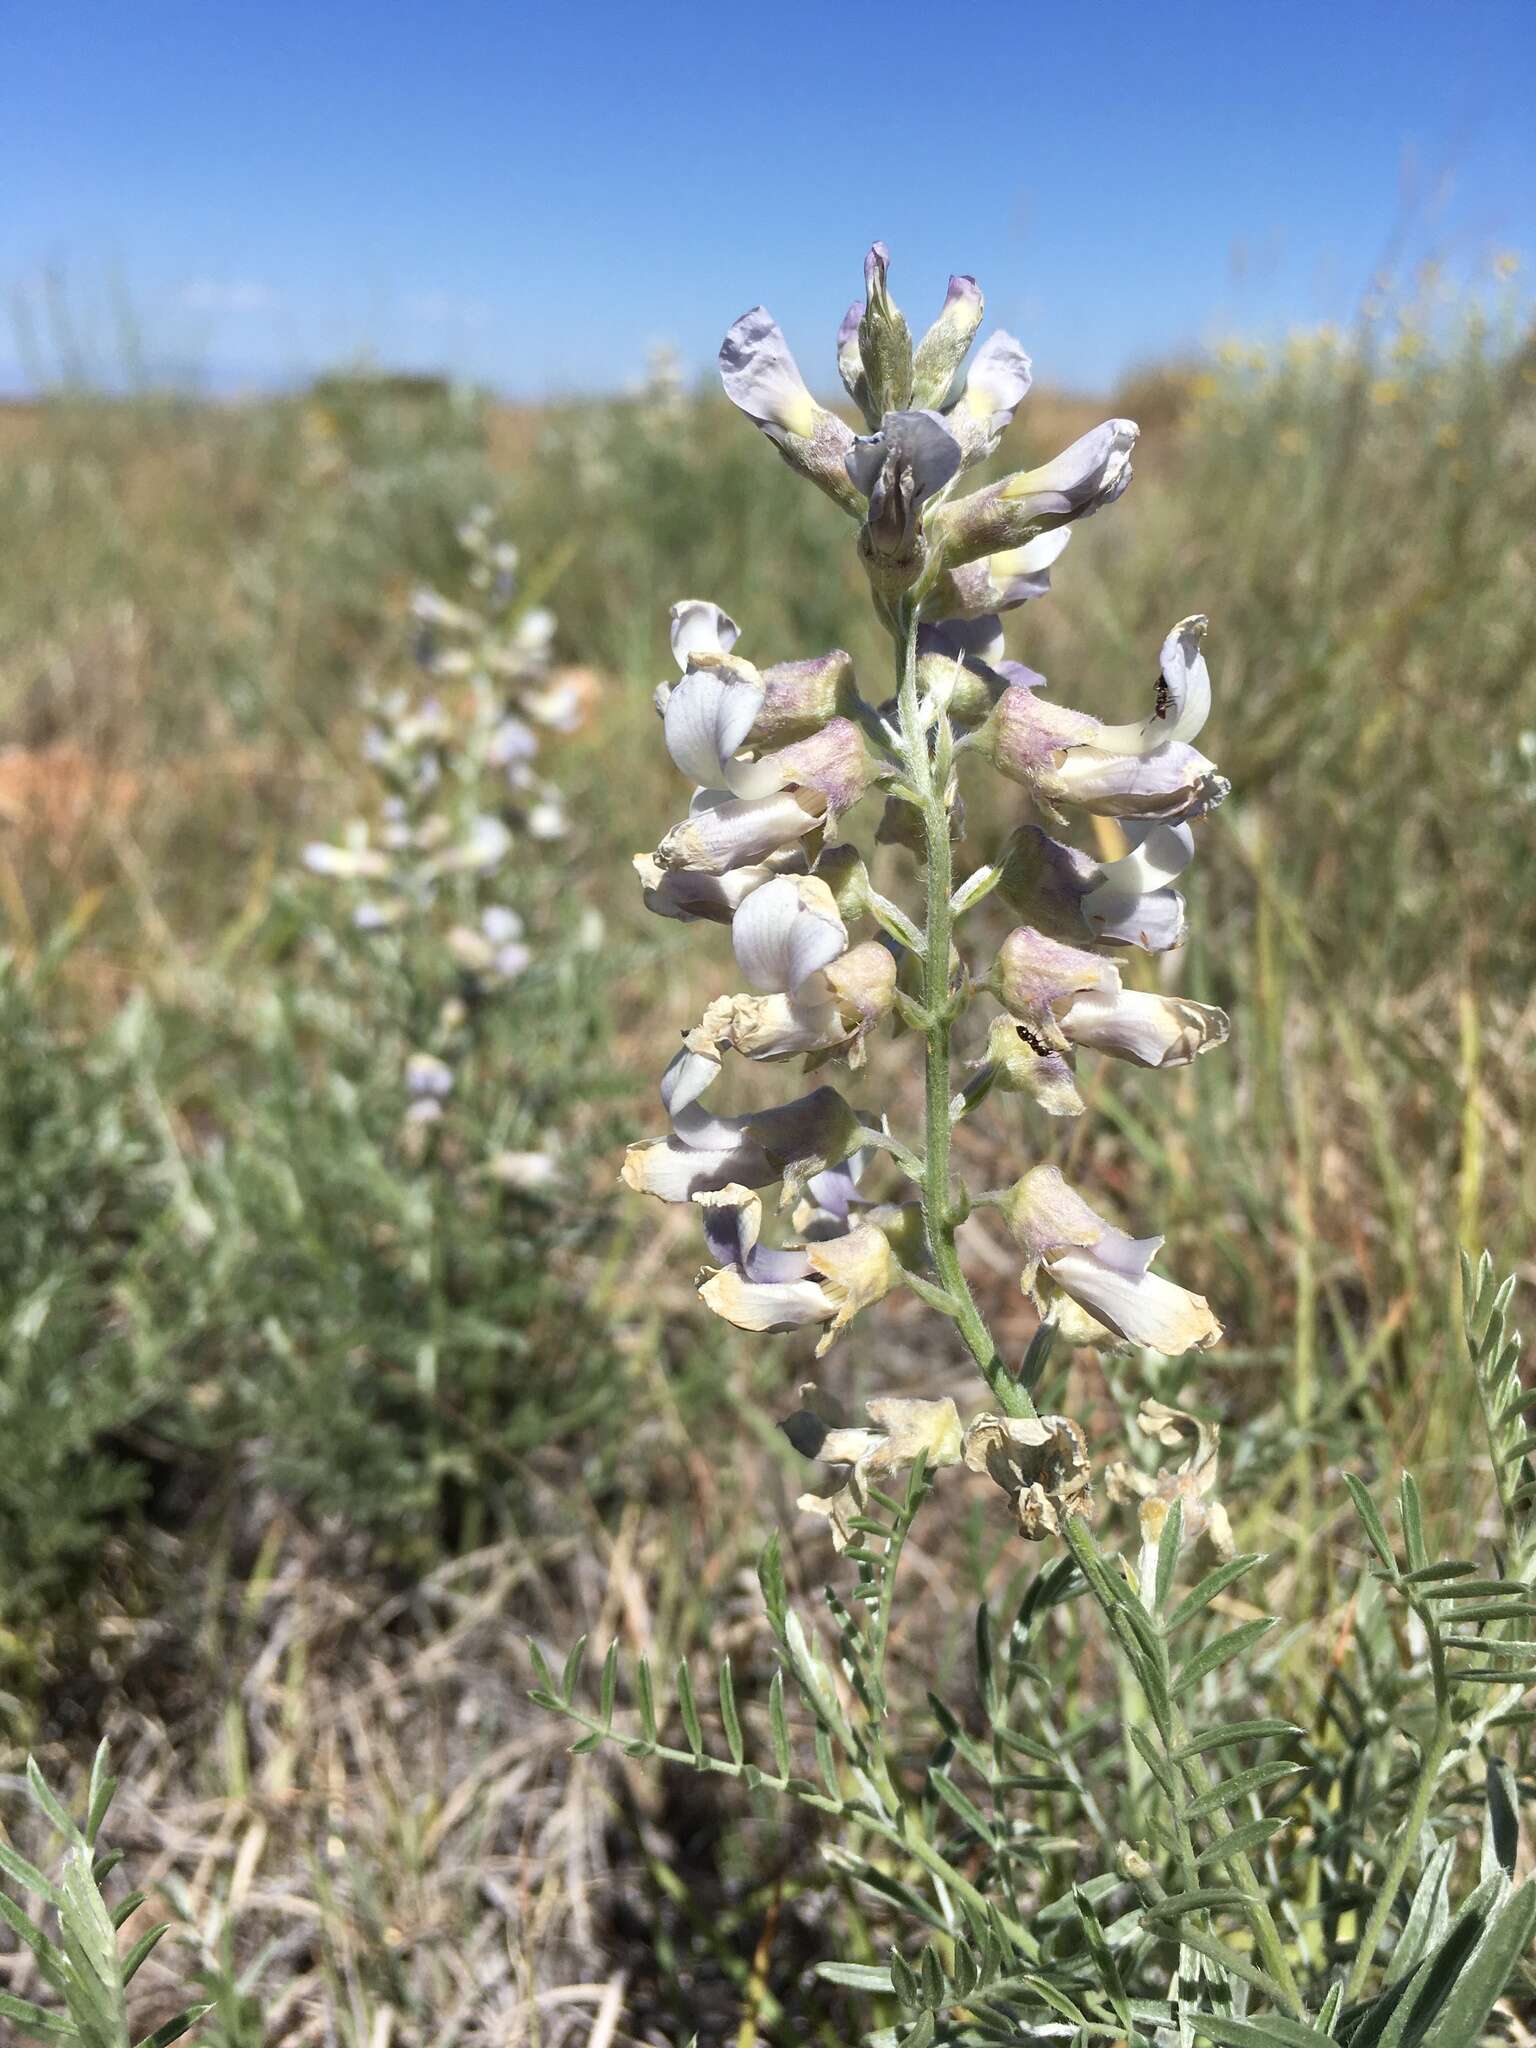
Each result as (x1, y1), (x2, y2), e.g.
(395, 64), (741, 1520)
(4, 0), (1533, 396)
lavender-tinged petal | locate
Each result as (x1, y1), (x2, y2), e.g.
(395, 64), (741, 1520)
(919, 614), (1006, 667)
(836, 298), (871, 417)
(1045, 743), (1229, 822)
(1046, 1248), (1221, 1354)
(621, 1133), (775, 1203)
(846, 410), (963, 537)
(731, 875), (847, 995)
(948, 329), (1033, 457)
(663, 669), (766, 787)
(659, 1042), (724, 1122)
(1093, 615), (1213, 755)
(1058, 987), (1230, 1068)
(719, 308), (818, 438)
(670, 598), (741, 668)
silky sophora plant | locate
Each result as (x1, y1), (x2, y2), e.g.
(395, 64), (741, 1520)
(302, 506), (573, 1158)
(625, 240), (1228, 1522)
(537, 248), (1536, 2042)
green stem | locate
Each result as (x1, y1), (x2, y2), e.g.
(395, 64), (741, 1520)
(1167, 1703), (1307, 2018)
(893, 610), (1034, 1422)
(550, 1698), (1040, 1959)
(1342, 1711), (1453, 2004)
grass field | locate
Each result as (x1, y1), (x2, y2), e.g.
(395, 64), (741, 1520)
(1, 283), (1535, 2041)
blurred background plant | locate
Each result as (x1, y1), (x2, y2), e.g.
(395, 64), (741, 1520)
(1, 264), (1534, 2037)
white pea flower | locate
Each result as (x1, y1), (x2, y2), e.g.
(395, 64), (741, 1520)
(928, 418), (1139, 569)
(718, 309), (863, 514)
(998, 820), (1196, 953)
(526, 798), (566, 841)
(1107, 1399), (1234, 1560)
(692, 1185), (899, 1353)
(489, 716), (538, 766)
(524, 677), (584, 732)
(651, 785), (827, 876)
(405, 1051), (454, 1105)
(689, 875), (896, 1066)
(303, 822), (392, 881)
(998, 1164), (1221, 1355)
(971, 617), (1228, 825)
(487, 1149), (557, 1191)
(511, 605), (556, 661)
(448, 905), (531, 981)
(990, 924), (1228, 1077)
(353, 897), (409, 931)
(940, 330), (1035, 465)
(632, 847), (809, 924)
(424, 814), (514, 876)
(781, 1384), (965, 1550)
(621, 1046), (862, 1205)
(409, 588), (480, 634)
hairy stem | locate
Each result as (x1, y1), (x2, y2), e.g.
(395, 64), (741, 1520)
(894, 609), (1034, 1421)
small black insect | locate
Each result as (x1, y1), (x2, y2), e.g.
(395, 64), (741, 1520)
(1016, 1023), (1052, 1057)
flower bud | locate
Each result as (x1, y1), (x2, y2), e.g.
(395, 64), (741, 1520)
(812, 843), (871, 922)
(749, 649), (859, 746)
(846, 410), (963, 565)
(855, 243), (913, 418)
(759, 717), (883, 825)
(836, 300), (875, 428)
(911, 275), (984, 409)
(876, 789), (965, 857)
